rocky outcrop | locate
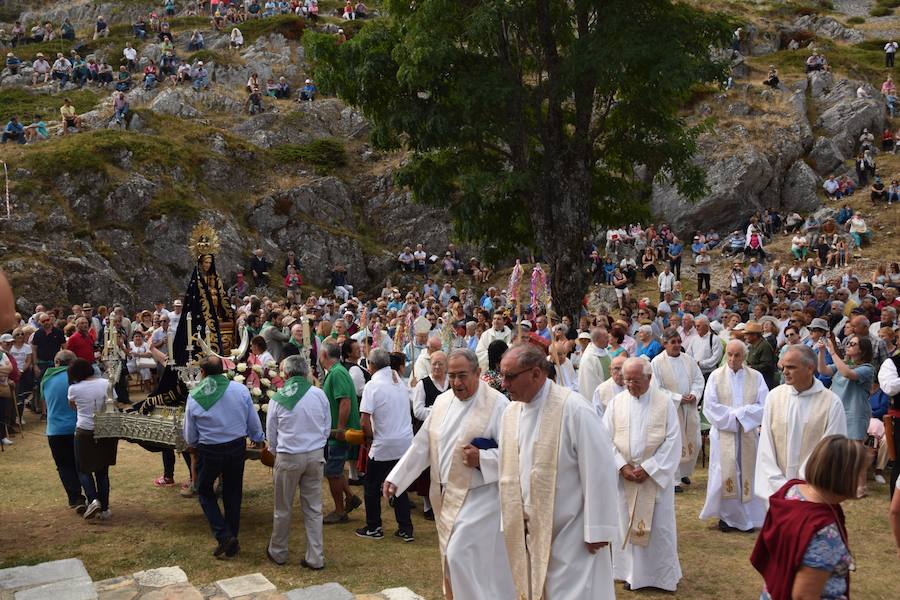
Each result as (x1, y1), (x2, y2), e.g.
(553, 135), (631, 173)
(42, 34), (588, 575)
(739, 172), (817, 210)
(781, 160), (821, 213)
(790, 15), (865, 44)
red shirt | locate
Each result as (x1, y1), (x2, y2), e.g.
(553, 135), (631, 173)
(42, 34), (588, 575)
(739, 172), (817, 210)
(66, 330), (96, 363)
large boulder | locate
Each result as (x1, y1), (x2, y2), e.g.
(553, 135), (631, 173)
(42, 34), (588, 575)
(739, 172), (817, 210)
(791, 15), (865, 44)
(808, 137), (845, 175)
(808, 70), (833, 98)
(781, 160), (822, 213)
(149, 88), (202, 118)
(815, 96), (885, 158)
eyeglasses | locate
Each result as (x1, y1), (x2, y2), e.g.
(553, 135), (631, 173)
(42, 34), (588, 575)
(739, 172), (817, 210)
(500, 367), (535, 382)
(847, 341), (859, 347)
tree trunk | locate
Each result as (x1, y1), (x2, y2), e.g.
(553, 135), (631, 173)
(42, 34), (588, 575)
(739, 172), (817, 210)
(531, 163), (592, 322)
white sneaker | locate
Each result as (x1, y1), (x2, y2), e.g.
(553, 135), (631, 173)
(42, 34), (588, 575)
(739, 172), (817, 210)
(83, 499), (102, 519)
(875, 474), (887, 485)
(0, 438), (13, 446)
(97, 510), (112, 521)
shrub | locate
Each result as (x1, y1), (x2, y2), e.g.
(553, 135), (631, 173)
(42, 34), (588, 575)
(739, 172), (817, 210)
(271, 138), (348, 170)
(871, 6), (894, 16)
(847, 16), (865, 24)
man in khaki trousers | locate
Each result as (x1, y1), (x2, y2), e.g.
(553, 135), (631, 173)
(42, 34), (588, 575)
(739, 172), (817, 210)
(266, 355), (332, 570)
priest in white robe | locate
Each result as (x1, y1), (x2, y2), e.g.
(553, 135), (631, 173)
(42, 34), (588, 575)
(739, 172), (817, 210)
(498, 344), (619, 600)
(592, 354), (627, 418)
(385, 349), (514, 600)
(755, 344), (847, 502)
(650, 328), (705, 488)
(577, 326), (610, 401)
(474, 310), (512, 370)
(699, 340), (768, 532)
(684, 315), (724, 378)
(604, 357), (682, 592)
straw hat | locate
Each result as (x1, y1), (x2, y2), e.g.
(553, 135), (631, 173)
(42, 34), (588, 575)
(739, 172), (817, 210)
(744, 321), (763, 334)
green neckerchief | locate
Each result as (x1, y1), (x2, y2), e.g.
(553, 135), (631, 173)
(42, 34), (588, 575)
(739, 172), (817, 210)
(40, 366), (68, 398)
(189, 374), (230, 411)
(271, 375), (312, 411)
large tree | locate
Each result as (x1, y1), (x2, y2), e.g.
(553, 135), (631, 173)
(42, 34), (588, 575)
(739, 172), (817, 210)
(305, 0), (732, 319)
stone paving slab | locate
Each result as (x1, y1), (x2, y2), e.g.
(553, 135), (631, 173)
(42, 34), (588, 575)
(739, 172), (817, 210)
(284, 583), (354, 600)
(380, 589), (424, 600)
(0, 558), (90, 592)
(133, 567), (189, 589)
(14, 577), (96, 600)
(214, 574), (275, 599)
(94, 576), (139, 600)
(138, 583), (203, 600)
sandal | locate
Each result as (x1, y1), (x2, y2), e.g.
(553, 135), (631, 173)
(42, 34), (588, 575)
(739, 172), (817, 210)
(154, 476), (176, 487)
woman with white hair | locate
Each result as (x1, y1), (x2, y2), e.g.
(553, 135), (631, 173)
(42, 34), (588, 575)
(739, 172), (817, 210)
(230, 27), (243, 50)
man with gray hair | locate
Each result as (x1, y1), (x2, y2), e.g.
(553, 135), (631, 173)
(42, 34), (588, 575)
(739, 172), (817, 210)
(357, 349), (414, 540)
(685, 315), (724, 379)
(266, 355), (331, 570)
(871, 306), (897, 338)
(755, 345), (846, 502)
(699, 340), (768, 532)
(604, 357), (682, 591)
(592, 354), (627, 418)
(42, 349), (88, 512)
(384, 348), (514, 599)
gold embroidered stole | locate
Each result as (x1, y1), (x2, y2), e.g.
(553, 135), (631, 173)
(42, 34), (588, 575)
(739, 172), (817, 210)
(656, 353), (701, 466)
(713, 367), (759, 502)
(499, 383), (569, 600)
(769, 385), (832, 475)
(427, 384), (496, 599)
(611, 390), (668, 548)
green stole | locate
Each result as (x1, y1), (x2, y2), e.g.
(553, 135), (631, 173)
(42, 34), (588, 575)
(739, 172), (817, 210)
(40, 366), (68, 398)
(271, 376), (312, 411)
(189, 374), (230, 410)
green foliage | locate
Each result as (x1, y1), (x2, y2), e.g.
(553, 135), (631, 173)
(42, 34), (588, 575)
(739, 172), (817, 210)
(187, 49), (239, 67)
(271, 138), (347, 171)
(870, 6), (893, 16)
(767, 39), (885, 81)
(146, 193), (201, 220)
(847, 16), (865, 24)
(0, 88), (99, 121)
(303, 0), (733, 316)
(877, 0), (900, 8)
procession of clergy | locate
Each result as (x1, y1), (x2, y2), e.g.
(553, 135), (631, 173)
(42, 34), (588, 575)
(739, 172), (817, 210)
(224, 312), (856, 600)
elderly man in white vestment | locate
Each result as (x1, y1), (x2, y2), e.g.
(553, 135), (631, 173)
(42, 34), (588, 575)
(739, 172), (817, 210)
(384, 349), (514, 599)
(699, 340), (768, 532)
(577, 326), (611, 401)
(604, 357), (682, 592)
(475, 310), (512, 370)
(498, 343), (619, 600)
(685, 315), (724, 379)
(592, 354), (627, 418)
(755, 344), (846, 502)
(650, 328), (705, 491)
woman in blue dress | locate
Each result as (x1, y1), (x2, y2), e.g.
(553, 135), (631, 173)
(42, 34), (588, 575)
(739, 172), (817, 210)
(816, 335), (874, 440)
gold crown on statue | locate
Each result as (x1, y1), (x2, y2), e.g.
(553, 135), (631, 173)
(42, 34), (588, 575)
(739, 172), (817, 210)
(189, 220), (220, 259)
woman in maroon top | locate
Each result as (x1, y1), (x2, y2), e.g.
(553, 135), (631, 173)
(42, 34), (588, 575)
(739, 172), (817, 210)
(751, 435), (868, 600)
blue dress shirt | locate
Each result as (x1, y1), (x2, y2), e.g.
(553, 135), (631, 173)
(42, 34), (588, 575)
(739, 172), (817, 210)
(184, 380), (265, 446)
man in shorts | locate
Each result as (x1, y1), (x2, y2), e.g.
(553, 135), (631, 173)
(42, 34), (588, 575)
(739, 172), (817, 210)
(319, 340), (362, 523)
(59, 98), (81, 135)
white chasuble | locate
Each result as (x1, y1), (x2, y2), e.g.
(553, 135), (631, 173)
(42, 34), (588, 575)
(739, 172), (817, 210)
(699, 366), (768, 530)
(755, 380), (847, 503)
(387, 382), (514, 600)
(499, 380), (618, 600)
(604, 388), (682, 592)
(651, 351), (704, 479)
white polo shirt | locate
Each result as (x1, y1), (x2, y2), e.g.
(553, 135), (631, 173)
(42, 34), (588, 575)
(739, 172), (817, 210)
(360, 367), (413, 461)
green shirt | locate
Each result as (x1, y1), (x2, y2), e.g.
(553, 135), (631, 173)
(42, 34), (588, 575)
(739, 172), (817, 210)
(322, 362), (360, 448)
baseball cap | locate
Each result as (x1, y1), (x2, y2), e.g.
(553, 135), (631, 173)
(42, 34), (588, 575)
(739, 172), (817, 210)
(0, 333), (14, 343)
(578, 331), (591, 340)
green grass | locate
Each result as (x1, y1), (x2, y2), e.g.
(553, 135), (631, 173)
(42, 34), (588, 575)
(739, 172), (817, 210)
(186, 48), (240, 67)
(238, 14), (306, 44)
(871, 6), (894, 17)
(762, 38), (887, 82)
(847, 16), (865, 25)
(877, 0), (900, 8)
(271, 138), (348, 172)
(0, 88), (99, 121)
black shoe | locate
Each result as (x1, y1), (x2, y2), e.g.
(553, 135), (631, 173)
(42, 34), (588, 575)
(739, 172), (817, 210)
(674, 485), (684, 493)
(355, 526), (384, 539)
(718, 519), (730, 532)
(395, 529), (414, 543)
(224, 539), (240, 558)
(214, 536), (238, 558)
(623, 583), (632, 591)
(74, 503), (87, 515)
(423, 509), (435, 521)
(681, 477), (691, 485)
(266, 547), (285, 566)
(348, 478), (364, 486)
(300, 559), (324, 571)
